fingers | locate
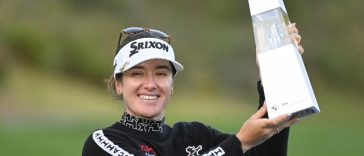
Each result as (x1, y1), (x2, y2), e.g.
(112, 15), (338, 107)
(297, 44), (304, 54)
(292, 33), (301, 43)
(275, 118), (300, 134)
(249, 101), (300, 136)
(269, 113), (291, 128)
(289, 22), (304, 55)
(252, 103), (267, 119)
(282, 118), (300, 129)
(288, 23), (298, 34)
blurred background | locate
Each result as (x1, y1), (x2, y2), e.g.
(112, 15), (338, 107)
(0, 0), (363, 155)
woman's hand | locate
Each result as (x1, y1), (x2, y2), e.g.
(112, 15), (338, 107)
(289, 22), (304, 54)
(235, 104), (300, 153)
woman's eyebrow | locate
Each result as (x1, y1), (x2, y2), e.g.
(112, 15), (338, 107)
(130, 65), (145, 70)
(155, 65), (171, 71)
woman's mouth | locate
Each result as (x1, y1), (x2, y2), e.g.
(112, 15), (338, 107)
(139, 95), (159, 100)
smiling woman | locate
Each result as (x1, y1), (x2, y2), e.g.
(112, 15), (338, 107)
(82, 26), (302, 156)
(115, 60), (174, 120)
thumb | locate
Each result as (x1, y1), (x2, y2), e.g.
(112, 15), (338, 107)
(252, 103), (267, 119)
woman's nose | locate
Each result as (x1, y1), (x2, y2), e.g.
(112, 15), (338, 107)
(143, 75), (157, 90)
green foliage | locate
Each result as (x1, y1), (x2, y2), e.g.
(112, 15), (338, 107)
(1, 0), (363, 92)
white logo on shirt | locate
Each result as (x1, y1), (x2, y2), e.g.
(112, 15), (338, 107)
(186, 146), (225, 156)
(202, 147), (225, 156)
(92, 130), (134, 156)
(186, 145), (202, 156)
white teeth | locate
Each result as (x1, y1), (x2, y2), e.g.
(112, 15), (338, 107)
(139, 95), (158, 100)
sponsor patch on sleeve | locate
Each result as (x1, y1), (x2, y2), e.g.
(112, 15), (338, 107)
(92, 130), (134, 156)
(202, 147), (225, 156)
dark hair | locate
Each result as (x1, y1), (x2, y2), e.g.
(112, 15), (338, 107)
(107, 30), (176, 96)
(116, 31), (156, 55)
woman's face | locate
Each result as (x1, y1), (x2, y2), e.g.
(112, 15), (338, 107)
(115, 59), (174, 120)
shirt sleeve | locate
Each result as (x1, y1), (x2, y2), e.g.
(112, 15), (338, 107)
(82, 129), (144, 156)
(82, 132), (109, 156)
(200, 135), (243, 156)
(181, 122), (244, 156)
(244, 81), (290, 156)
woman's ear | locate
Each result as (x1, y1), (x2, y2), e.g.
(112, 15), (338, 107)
(115, 81), (123, 96)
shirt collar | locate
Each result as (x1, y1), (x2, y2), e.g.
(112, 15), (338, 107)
(119, 111), (165, 133)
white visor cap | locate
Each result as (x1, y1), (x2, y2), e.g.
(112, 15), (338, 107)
(113, 38), (183, 78)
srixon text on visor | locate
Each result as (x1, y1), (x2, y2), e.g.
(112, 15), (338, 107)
(129, 40), (169, 57)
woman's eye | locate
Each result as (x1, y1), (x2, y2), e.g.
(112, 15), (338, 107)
(131, 72), (143, 76)
(156, 71), (169, 76)
(157, 73), (166, 76)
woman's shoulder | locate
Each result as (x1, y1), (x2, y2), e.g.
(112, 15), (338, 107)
(82, 123), (136, 156)
(173, 121), (207, 127)
(171, 121), (216, 134)
(82, 122), (130, 148)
